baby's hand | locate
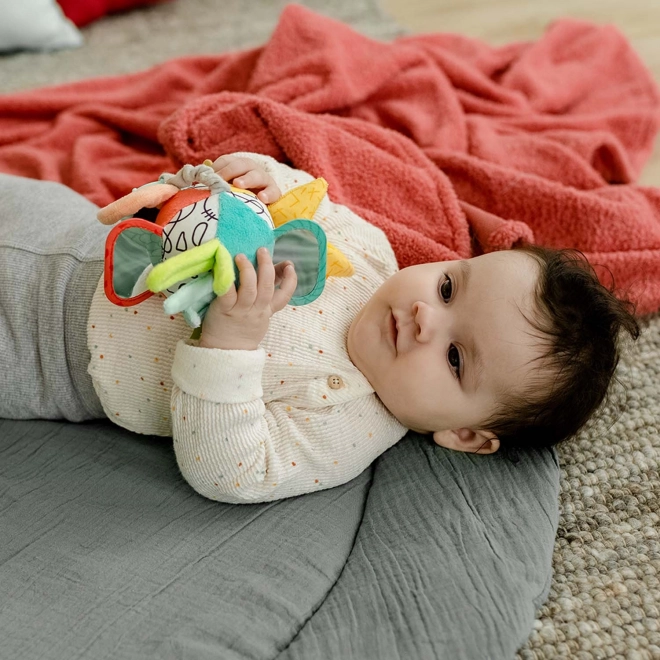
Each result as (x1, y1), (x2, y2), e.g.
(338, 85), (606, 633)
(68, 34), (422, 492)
(199, 248), (297, 351)
(212, 155), (281, 205)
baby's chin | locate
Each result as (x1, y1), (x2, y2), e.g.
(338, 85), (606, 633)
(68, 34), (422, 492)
(407, 426), (432, 435)
(370, 387), (417, 431)
(345, 319), (359, 367)
(345, 307), (369, 369)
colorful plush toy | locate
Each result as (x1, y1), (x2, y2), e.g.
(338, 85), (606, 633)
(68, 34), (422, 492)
(97, 162), (354, 329)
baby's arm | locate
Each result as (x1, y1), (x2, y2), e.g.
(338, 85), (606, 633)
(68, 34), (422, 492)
(167, 153), (403, 501)
(170, 347), (400, 503)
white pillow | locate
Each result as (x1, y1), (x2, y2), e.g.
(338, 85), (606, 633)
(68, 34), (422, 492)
(0, 0), (83, 52)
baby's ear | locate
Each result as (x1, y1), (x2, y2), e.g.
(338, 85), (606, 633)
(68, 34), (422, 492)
(432, 428), (500, 454)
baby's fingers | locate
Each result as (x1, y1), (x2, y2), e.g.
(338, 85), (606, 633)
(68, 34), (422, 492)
(271, 263), (297, 313)
(214, 280), (237, 312)
(273, 260), (292, 286)
(233, 171), (281, 205)
(212, 156), (254, 181)
(211, 156), (281, 203)
(255, 248), (275, 308)
(234, 254), (258, 307)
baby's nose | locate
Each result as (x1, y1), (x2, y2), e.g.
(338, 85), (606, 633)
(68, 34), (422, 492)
(412, 301), (439, 344)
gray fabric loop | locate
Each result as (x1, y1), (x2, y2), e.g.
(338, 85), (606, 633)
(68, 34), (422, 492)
(159, 164), (231, 195)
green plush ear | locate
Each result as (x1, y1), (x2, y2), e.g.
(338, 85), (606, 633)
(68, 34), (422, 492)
(211, 242), (235, 296)
(272, 220), (327, 305)
(147, 238), (222, 294)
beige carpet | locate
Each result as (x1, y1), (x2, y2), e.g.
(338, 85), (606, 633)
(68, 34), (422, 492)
(521, 319), (660, 660)
(0, 0), (404, 92)
(1, 2), (659, 658)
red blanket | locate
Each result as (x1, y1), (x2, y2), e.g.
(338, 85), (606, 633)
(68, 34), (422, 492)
(2, 5), (660, 312)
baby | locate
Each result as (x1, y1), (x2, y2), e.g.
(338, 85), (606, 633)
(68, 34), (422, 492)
(0, 154), (640, 504)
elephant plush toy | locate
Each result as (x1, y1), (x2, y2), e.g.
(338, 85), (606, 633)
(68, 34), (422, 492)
(97, 162), (354, 330)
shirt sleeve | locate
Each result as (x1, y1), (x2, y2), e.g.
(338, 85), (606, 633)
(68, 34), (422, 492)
(170, 340), (404, 503)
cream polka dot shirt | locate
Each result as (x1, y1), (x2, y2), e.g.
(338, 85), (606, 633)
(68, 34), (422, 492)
(87, 154), (407, 503)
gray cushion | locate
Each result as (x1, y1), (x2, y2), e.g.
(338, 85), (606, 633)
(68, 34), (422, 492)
(282, 435), (559, 660)
(0, 418), (558, 660)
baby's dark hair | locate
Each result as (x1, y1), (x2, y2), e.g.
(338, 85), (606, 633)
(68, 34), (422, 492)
(482, 244), (640, 450)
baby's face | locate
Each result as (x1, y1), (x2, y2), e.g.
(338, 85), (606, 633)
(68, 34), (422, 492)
(347, 250), (546, 451)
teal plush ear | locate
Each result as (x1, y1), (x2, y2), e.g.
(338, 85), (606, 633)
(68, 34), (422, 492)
(111, 224), (162, 299)
(272, 220), (327, 305)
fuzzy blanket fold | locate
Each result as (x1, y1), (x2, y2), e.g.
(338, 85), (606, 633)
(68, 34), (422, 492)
(1, 5), (660, 311)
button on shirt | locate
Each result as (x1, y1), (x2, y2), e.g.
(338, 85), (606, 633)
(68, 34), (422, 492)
(87, 154), (407, 503)
(327, 375), (344, 389)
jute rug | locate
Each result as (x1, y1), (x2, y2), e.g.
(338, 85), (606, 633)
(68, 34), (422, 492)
(519, 319), (660, 660)
(1, 1), (658, 657)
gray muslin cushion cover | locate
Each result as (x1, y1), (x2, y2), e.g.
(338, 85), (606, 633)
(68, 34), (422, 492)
(1, 421), (558, 660)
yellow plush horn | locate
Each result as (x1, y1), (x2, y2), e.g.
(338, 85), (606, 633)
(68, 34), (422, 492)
(266, 177), (354, 278)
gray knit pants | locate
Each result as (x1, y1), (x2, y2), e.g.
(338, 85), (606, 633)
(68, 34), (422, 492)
(0, 174), (107, 421)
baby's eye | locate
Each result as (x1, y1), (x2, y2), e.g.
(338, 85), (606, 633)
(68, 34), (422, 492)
(448, 344), (461, 380)
(439, 274), (453, 302)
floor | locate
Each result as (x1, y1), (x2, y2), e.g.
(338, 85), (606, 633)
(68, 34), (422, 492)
(382, 0), (660, 185)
